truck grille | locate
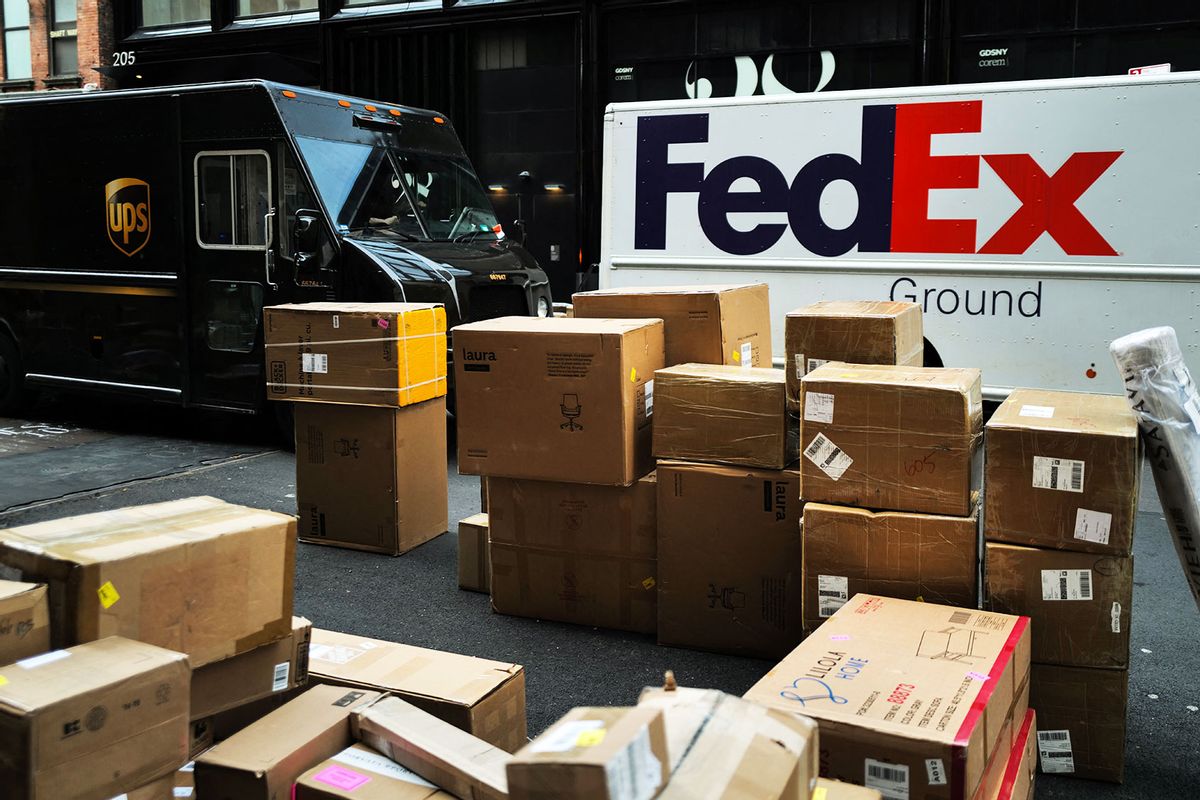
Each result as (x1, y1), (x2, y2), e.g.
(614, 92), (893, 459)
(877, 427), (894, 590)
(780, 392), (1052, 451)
(468, 285), (528, 322)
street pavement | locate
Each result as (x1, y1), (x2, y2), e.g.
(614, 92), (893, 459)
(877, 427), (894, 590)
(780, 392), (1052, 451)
(0, 392), (1195, 798)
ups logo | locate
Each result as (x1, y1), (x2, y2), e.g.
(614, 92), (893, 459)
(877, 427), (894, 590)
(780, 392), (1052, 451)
(105, 178), (151, 257)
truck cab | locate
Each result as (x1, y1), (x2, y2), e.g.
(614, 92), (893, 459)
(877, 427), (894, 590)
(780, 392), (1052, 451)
(0, 80), (551, 414)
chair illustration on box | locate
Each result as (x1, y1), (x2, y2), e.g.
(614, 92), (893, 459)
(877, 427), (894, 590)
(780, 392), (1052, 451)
(916, 627), (988, 663)
(560, 394), (584, 431)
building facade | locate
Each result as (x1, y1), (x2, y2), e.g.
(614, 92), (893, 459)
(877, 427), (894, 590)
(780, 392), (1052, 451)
(85, 0), (1200, 298)
(0, 0), (114, 91)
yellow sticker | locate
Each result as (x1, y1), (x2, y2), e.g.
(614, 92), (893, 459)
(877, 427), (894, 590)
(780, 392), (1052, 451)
(915, 595), (925, 603)
(0, 675), (8, 687)
(97, 581), (120, 609)
(630, 367), (637, 382)
(732, 349), (741, 363)
(642, 577), (656, 590)
(813, 789), (827, 800)
(576, 728), (606, 747)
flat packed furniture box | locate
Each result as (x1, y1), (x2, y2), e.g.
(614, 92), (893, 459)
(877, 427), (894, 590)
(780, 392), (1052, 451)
(744, 595), (1030, 800)
(800, 363), (983, 515)
(264, 302), (447, 407)
(293, 743), (454, 800)
(0, 636), (190, 800)
(572, 283), (771, 368)
(454, 316), (664, 485)
(785, 300), (923, 408)
(0, 496), (295, 666)
(985, 388), (1140, 555)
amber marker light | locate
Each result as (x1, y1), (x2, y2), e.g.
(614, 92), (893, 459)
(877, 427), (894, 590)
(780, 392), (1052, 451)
(338, 100), (352, 108)
(281, 90), (297, 99)
(389, 109), (402, 117)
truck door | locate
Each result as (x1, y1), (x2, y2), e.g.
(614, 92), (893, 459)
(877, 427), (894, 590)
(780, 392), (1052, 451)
(185, 146), (281, 411)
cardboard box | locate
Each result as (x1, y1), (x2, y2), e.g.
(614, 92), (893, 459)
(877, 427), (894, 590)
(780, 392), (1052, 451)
(1029, 664), (1127, 783)
(193, 684), (383, 800)
(294, 744), (454, 800)
(191, 616), (312, 720)
(990, 710), (1036, 800)
(984, 389), (1140, 555)
(264, 302), (447, 407)
(458, 513), (491, 593)
(656, 462), (803, 658)
(0, 636), (189, 800)
(295, 400), (448, 555)
(0, 496), (295, 667)
(816, 779), (883, 800)
(785, 300), (923, 408)
(353, 696), (511, 800)
(308, 628), (527, 753)
(653, 364), (797, 469)
(507, 706), (670, 800)
(454, 316), (664, 485)
(743, 595), (1031, 800)
(638, 686), (818, 800)
(572, 283), (771, 368)
(488, 473), (657, 634)
(116, 774), (175, 799)
(0, 579), (49, 666)
(800, 363), (983, 516)
(984, 542), (1132, 669)
(803, 503), (978, 630)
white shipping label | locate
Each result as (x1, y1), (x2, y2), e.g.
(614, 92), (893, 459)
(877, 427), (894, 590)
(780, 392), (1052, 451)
(308, 643), (365, 665)
(807, 358), (829, 373)
(1074, 508), (1113, 545)
(271, 661), (290, 693)
(804, 392), (836, 424)
(924, 759), (947, 786)
(817, 574), (849, 617)
(174, 789), (194, 798)
(604, 727), (664, 800)
(1019, 404), (1055, 418)
(1032, 456), (1085, 493)
(1037, 730), (1075, 774)
(528, 719), (606, 753)
(795, 353), (805, 380)
(804, 433), (853, 481)
(740, 341), (753, 367)
(1112, 601), (1122, 633)
(864, 758), (909, 800)
(302, 352), (329, 374)
(333, 745), (436, 786)
(17, 650), (70, 669)
(644, 380), (654, 417)
(1041, 569), (1094, 601)
(332, 315), (340, 329)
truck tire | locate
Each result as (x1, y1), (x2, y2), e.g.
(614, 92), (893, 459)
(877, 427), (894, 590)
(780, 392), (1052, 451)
(0, 334), (32, 415)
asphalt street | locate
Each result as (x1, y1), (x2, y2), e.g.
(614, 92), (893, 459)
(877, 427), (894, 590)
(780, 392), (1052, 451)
(0, 393), (1195, 798)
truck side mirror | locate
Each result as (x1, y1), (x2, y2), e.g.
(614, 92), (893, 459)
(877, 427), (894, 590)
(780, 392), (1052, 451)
(293, 210), (323, 268)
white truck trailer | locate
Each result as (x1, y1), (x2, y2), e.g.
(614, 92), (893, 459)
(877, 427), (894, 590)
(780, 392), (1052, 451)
(599, 71), (1200, 399)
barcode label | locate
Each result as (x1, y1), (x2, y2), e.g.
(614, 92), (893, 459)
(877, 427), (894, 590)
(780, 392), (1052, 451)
(740, 342), (753, 368)
(808, 358), (830, 373)
(302, 352), (329, 374)
(1032, 456), (1085, 493)
(795, 353), (806, 380)
(272, 661), (290, 692)
(1041, 569), (1093, 601)
(1111, 601), (1122, 633)
(949, 611), (971, 625)
(643, 380), (655, 417)
(1037, 730), (1075, 773)
(864, 759), (909, 800)
(818, 574), (849, 617)
(804, 433), (853, 480)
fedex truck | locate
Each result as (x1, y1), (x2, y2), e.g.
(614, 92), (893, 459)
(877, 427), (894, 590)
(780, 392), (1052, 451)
(599, 71), (1200, 399)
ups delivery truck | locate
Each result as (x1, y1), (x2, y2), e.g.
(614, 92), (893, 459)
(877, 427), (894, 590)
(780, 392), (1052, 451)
(0, 80), (552, 415)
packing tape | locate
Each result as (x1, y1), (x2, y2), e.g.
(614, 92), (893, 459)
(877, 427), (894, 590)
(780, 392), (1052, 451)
(263, 332), (446, 347)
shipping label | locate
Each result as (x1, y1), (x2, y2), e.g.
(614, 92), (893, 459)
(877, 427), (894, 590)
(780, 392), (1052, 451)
(1018, 404), (1055, 418)
(795, 353), (805, 380)
(1074, 508), (1112, 545)
(1037, 730), (1075, 773)
(804, 433), (853, 480)
(302, 352), (329, 374)
(804, 392), (835, 424)
(864, 758), (909, 800)
(1040, 569), (1093, 601)
(817, 574), (849, 617)
(1032, 456), (1084, 493)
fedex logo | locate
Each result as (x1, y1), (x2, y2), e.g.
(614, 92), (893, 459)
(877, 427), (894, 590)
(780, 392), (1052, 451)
(634, 101), (1122, 257)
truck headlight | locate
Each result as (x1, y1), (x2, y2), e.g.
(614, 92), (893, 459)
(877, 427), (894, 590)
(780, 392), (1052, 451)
(536, 296), (551, 317)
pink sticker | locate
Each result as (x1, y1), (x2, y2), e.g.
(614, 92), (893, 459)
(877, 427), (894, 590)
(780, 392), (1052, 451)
(829, 634), (851, 641)
(377, 318), (390, 329)
(313, 765), (371, 791)
(967, 671), (990, 681)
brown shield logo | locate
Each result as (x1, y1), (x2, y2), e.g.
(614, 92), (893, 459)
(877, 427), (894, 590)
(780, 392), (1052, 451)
(105, 178), (151, 257)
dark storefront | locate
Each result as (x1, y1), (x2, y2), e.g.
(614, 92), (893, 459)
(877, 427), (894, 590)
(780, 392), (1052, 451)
(107, 0), (1200, 299)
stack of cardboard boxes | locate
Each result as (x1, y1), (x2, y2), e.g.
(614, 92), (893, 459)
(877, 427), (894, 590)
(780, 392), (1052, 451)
(983, 389), (1140, 783)
(264, 302), (450, 555)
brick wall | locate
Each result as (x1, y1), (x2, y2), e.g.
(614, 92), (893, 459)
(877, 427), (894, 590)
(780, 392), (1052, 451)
(1, 0), (114, 92)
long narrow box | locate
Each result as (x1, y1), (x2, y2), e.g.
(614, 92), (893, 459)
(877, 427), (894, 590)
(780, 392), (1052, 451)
(488, 473), (657, 634)
(800, 363), (983, 515)
(296, 400), (448, 555)
(657, 462), (803, 658)
(264, 302), (447, 407)
(0, 636), (190, 800)
(803, 503), (978, 630)
(190, 616), (312, 721)
(785, 300), (923, 408)
(743, 595), (1031, 800)
(0, 496), (295, 666)
(307, 628), (527, 753)
(985, 389), (1140, 555)
(572, 283), (771, 368)
(458, 513), (491, 593)
(454, 317), (664, 485)
(653, 363), (797, 468)
(0, 579), (49, 666)
(294, 744), (454, 799)
(1028, 664), (1127, 783)
(985, 542), (1131, 668)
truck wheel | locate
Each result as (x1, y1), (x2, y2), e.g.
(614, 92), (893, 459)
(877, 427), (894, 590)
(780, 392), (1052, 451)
(0, 334), (32, 415)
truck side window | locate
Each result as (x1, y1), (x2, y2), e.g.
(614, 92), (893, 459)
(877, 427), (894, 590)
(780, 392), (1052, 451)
(195, 150), (271, 250)
(281, 152), (317, 260)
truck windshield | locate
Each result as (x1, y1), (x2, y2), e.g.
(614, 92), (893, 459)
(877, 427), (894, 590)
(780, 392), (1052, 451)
(295, 134), (500, 242)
